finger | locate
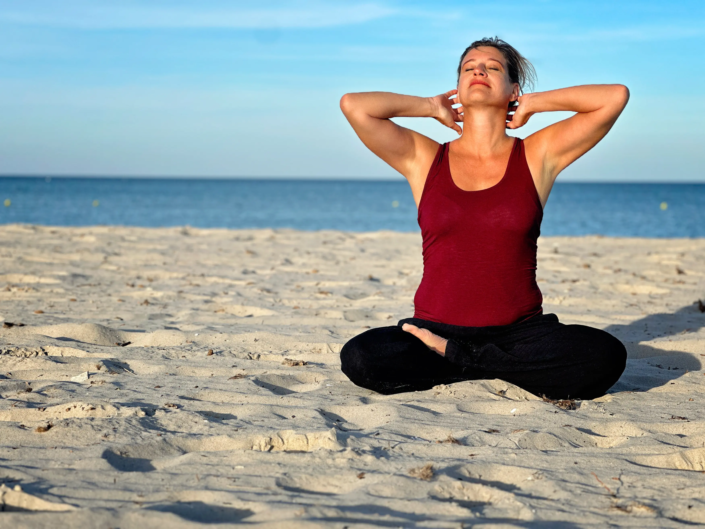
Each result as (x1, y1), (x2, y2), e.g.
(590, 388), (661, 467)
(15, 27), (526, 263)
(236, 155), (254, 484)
(403, 324), (434, 343)
(403, 323), (430, 339)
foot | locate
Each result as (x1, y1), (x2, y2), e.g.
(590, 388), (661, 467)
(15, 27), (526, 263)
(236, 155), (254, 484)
(402, 323), (448, 356)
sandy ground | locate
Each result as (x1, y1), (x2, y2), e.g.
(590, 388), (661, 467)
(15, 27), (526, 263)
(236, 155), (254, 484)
(0, 223), (704, 528)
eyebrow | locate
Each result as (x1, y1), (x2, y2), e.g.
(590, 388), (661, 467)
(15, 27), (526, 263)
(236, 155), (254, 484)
(462, 58), (504, 67)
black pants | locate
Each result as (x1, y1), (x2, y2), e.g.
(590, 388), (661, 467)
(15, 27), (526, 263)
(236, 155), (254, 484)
(340, 313), (627, 400)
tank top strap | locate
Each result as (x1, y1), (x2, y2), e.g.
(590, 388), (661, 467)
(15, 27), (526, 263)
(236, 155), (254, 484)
(514, 138), (544, 211)
(418, 142), (448, 211)
(497, 136), (521, 184)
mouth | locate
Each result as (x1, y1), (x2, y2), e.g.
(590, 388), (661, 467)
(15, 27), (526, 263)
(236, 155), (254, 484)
(470, 81), (490, 87)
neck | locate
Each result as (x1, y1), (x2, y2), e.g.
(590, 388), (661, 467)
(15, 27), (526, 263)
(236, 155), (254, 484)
(457, 106), (512, 156)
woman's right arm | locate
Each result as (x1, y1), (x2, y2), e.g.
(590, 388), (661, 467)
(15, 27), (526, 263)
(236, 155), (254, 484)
(339, 91), (461, 196)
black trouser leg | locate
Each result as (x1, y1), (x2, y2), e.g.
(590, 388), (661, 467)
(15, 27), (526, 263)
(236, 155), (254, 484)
(340, 326), (476, 395)
(480, 323), (627, 400)
(340, 314), (627, 400)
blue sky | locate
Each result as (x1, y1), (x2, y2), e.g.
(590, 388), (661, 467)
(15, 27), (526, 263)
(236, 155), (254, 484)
(0, 0), (703, 181)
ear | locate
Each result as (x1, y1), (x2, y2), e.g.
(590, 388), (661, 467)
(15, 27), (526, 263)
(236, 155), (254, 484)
(510, 85), (520, 102)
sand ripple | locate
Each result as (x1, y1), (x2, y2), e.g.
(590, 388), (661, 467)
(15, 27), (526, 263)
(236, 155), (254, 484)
(0, 226), (704, 526)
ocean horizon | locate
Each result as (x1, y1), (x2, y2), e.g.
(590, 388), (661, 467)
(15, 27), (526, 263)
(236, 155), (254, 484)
(1, 176), (704, 238)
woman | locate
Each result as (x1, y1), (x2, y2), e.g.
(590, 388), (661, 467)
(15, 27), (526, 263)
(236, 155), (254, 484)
(338, 37), (629, 400)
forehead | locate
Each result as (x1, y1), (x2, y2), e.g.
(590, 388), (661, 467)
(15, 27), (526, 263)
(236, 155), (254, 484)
(461, 46), (506, 66)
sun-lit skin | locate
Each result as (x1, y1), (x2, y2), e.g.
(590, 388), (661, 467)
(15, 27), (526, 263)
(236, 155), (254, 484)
(426, 46), (524, 199)
(453, 46), (520, 146)
(340, 43), (629, 356)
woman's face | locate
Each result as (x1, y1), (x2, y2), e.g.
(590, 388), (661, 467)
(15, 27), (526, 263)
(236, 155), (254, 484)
(457, 46), (519, 109)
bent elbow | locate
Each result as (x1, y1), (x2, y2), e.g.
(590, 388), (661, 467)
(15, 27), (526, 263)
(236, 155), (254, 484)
(614, 84), (630, 108)
(339, 93), (356, 116)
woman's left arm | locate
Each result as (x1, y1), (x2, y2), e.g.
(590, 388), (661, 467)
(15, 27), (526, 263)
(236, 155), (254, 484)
(510, 84), (629, 189)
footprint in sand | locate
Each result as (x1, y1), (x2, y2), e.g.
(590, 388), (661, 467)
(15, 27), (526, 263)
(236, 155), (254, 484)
(454, 463), (543, 486)
(102, 438), (184, 472)
(0, 402), (130, 422)
(515, 426), (631, 450)
(632, 447), (705, 472)
(0, 484), (76, 512)
(275, 474), (363, 495)
(185, 429), (342, 453)
(12, 323), (188, 348)
(102, 429), (341, 472)
(515, 431), (571, 450)
(430, 481), (534, 521)
(456, 401), (545, 416)
(252, 373), (323, 395)
(317, 403), (400, 430)
(38, 323), (128, 346)
(145, 502), (253, 524)
(0, 380), (32, 397)
(587, 420), (647, 440)
(102, 450), (159, 472)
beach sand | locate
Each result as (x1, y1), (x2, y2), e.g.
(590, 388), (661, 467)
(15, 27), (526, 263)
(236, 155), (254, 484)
(1, 223), (704, 527)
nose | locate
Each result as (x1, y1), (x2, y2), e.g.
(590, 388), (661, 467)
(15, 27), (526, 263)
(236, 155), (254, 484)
(473, 66), (487, 77)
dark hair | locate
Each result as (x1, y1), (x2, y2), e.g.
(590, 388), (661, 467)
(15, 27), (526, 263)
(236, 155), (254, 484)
(457, 37), (536, 94)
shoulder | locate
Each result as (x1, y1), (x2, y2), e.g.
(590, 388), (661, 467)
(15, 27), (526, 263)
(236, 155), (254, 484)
(413, 135), (443, 173)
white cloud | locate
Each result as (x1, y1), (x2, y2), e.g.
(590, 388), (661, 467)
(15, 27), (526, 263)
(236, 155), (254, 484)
(0, 0), (396, 29)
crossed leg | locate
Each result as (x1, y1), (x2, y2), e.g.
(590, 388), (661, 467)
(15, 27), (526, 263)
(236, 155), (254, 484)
(340, 318), (626, 400)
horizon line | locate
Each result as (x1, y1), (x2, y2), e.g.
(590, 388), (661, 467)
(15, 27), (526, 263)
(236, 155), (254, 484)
(1, 174), (704, 185)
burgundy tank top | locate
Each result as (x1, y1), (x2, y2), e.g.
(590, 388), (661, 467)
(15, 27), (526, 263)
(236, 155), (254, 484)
(413, 137), (544, 327)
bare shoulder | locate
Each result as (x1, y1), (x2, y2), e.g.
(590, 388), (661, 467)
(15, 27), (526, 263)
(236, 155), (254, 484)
(522, 132), (553, 209)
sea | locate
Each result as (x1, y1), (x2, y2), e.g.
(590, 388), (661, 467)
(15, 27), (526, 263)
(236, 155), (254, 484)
(1, 177), (704, 238)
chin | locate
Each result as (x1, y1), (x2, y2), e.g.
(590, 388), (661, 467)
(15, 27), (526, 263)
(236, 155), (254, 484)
(461, 97), (495, 107)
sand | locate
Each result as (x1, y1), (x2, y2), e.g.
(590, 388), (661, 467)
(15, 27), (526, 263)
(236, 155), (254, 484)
(0, 223), (704, 527)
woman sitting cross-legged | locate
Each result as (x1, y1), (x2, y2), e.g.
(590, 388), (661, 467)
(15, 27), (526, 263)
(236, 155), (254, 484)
(338, 36), (629, 400)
